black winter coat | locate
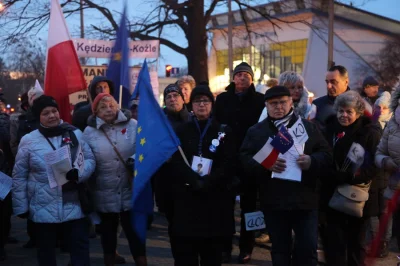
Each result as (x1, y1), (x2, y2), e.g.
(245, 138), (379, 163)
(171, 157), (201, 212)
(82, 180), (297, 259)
(215, 82), (265, 149)
(166, 118), (237, 237)
(240, 115), (332, 210)
(323, 116), (383, 217)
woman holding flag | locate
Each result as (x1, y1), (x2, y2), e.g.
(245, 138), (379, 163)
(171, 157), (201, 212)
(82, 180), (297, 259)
(166, 84), (237, 266)
(82, 93), (146, 266)
(322, 90), (382, 266)
(240, 85), (331, 266)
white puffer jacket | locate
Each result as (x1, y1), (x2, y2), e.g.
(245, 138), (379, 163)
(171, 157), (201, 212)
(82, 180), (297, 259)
(12, 128), (95, 223)
(83, 110), (137, 213)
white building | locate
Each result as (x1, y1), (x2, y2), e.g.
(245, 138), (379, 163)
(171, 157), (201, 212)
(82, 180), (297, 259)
(208, 0), (400, 97)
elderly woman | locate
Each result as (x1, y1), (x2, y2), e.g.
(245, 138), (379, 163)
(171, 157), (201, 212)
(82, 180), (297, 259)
(258, 71), (316, 121)
(12, 95), (96, 266)
(177, 75), (196, 109)
(165, 85), (237, 265)
(375, 88), (400, 254)
(82, 93), (146, 266)
(323, 91), (382, 266)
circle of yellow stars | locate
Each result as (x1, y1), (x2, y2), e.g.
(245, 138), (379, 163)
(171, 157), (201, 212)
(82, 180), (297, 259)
(135, 126), (145, 178)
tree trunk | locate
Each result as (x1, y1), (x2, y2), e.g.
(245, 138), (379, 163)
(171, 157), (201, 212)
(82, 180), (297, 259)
(185, 0), (209, 83)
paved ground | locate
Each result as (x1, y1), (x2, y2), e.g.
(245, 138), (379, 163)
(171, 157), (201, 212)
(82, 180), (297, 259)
(2, 212), (400, 265)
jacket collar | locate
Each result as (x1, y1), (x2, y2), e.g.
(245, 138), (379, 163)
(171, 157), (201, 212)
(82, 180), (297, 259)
(87, 109), (131, 129)
(225, 82), (257, 98)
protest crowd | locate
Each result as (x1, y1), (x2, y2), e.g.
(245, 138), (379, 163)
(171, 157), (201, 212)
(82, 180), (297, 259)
(1, 61), (400, 266)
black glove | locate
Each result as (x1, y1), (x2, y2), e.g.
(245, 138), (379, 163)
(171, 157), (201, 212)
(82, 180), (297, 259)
(66, 168), (79, 182)
(17, 212), (29, 219)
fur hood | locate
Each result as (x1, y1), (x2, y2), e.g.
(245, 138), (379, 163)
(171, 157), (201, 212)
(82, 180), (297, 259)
(390, 87), (400, 112)
(294, 88), (310, 117)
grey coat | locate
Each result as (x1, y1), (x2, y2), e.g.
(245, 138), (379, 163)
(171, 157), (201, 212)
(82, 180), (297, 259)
(83, 110), (137, 213)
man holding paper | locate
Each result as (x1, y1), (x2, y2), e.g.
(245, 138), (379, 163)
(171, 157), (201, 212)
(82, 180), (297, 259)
(240, 86), (332, 266)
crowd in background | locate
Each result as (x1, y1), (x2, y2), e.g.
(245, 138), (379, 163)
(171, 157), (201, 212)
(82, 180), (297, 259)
(0, 62), (399, 266)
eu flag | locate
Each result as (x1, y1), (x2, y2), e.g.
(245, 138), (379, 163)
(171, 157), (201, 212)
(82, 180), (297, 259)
(106, 5), (131, 108)
(131, 60), (181, 243)
(271, 125), (294, 154)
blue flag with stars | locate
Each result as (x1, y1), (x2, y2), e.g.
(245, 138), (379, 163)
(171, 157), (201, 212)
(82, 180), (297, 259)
(271, 125), (294, 154)
(106, 4), (131, 108)
(131, 60), (180, 243)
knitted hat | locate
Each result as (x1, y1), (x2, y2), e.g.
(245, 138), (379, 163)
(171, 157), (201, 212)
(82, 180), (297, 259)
(264, 86), (291, 101)
(163, 84), (184, 102)
(27, 84), (44, 106)
(190, 84), (214, 105)
(233, 62), (254, 81)
(92, 93), (114, 113)
(362, 76), (379, 88)
(374, 91), (391, 107)
(31, 95), (59, 118)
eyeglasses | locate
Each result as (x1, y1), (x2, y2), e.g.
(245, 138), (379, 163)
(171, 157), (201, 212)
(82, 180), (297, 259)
(192, 100), (212, 105)
(267, 100), (289, 107)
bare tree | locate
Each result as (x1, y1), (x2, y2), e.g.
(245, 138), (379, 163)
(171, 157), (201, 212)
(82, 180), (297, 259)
(0, 0), (367, 82)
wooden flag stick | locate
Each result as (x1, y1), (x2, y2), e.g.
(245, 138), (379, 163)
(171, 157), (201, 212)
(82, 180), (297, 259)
(119, 85), (123, 109)
(178, 146), (190, 167)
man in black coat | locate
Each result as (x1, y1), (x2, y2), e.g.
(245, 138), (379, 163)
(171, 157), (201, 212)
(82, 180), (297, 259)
(214, 62), (265, 263)
(72, 76), (115, 131)
(313, 65), (350, 133)
(240, 86), (332, 266)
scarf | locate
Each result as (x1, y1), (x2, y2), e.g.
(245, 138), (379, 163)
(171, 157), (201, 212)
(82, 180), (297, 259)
(268, 108), (294, 129)
(39, 121), (77, 138)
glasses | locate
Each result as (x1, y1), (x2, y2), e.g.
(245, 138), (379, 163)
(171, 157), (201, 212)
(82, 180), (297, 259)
(192, 100), (212, 105)
(267, 100), (289, 107)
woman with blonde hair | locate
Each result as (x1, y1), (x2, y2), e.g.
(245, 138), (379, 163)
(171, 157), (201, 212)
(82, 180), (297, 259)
(83, 93), (146, 266)
(177, 75), (196, 109)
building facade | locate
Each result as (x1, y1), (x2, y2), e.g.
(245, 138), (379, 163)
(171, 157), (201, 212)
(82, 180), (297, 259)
(208, 0), (400, 98)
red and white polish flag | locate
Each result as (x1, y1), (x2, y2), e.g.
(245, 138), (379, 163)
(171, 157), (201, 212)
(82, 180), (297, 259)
(45, 0), (87, 123)
(253, 138), (280, 169)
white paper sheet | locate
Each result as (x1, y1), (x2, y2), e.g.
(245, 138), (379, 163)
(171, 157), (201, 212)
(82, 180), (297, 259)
(244, 211), (266, 231)
(289, 117), (309, 145)
(0, 171), (12, 201)
(191, 156), (213, 176)
(73, 144), (85, 176)
(44, 145), (72, 188)
(271, 143), (303, 182)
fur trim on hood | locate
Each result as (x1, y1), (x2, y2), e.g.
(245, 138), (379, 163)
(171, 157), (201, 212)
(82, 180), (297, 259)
(294, 87), (310, 118)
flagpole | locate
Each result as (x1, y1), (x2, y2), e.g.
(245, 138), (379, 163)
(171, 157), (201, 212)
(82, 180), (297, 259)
(119, 85), (123, 108)
(178, 146), (190, 167)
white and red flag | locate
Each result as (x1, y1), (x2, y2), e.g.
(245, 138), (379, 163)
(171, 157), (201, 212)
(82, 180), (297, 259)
(45, 0), (86, 123)
(253, 138), (280, 169)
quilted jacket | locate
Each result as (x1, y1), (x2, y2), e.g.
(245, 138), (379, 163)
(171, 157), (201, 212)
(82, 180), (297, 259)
(12, 129), (95, 223)
(83, 110), (137, 213)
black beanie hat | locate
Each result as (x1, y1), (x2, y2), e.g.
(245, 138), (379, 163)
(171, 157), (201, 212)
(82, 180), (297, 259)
(32, 95), (59, 118)
(190, 83), (214, 105)
(362, 76), (379, 88)
(163, 84), (184, 102)
(233, 62), (254, 80)
(264, 86), (291, 101)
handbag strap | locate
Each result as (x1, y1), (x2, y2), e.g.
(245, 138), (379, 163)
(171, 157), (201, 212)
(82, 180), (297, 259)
(100, 128), (130, 170)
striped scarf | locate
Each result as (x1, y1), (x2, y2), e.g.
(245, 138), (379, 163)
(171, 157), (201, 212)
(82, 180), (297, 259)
(269, 108), (294, 129)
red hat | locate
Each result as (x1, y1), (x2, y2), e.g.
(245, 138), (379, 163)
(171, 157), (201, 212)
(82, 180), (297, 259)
(92, 93), (113, 113)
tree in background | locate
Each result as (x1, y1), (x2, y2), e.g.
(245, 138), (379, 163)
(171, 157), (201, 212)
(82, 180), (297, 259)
(0, 0), (367, 82)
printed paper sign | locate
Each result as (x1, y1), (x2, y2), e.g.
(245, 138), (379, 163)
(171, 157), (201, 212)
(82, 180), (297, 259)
(289, 118), (309, 145)
(44, 145), (72, 188)
(0, 171), (12, 201)
(191, 156), (213, 176)
(244, 211), (266, 231)
(73, 144), (85, 177)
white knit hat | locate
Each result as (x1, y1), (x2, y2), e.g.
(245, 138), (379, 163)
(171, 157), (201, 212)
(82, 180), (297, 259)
(374, 91), (391, 107)
(27, 81), (44, 106)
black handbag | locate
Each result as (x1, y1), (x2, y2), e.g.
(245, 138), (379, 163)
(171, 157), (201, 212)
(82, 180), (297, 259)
(77, 182), (94, 214)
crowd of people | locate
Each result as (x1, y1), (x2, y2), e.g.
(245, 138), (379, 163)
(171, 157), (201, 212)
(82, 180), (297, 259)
(0, 62), (399, 266)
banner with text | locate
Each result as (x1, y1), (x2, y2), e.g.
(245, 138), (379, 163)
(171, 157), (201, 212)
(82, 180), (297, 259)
(69, 65), (159, 106)
(73, 38), (160, 58)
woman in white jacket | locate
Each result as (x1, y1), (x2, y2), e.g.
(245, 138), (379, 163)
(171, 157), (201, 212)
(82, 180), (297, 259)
(82, 93), (146, 266)
(12, 95), (96, 266)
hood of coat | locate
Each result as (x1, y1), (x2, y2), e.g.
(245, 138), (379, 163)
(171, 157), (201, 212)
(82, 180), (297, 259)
(390, 87), (400, 112)
(88, 76), (115, 101)
(87, 109), (132, 129)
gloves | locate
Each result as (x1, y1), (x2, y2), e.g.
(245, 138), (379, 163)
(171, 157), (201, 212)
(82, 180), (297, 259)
(66, 168), (79, 182)
(17, 212), (29, 219)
